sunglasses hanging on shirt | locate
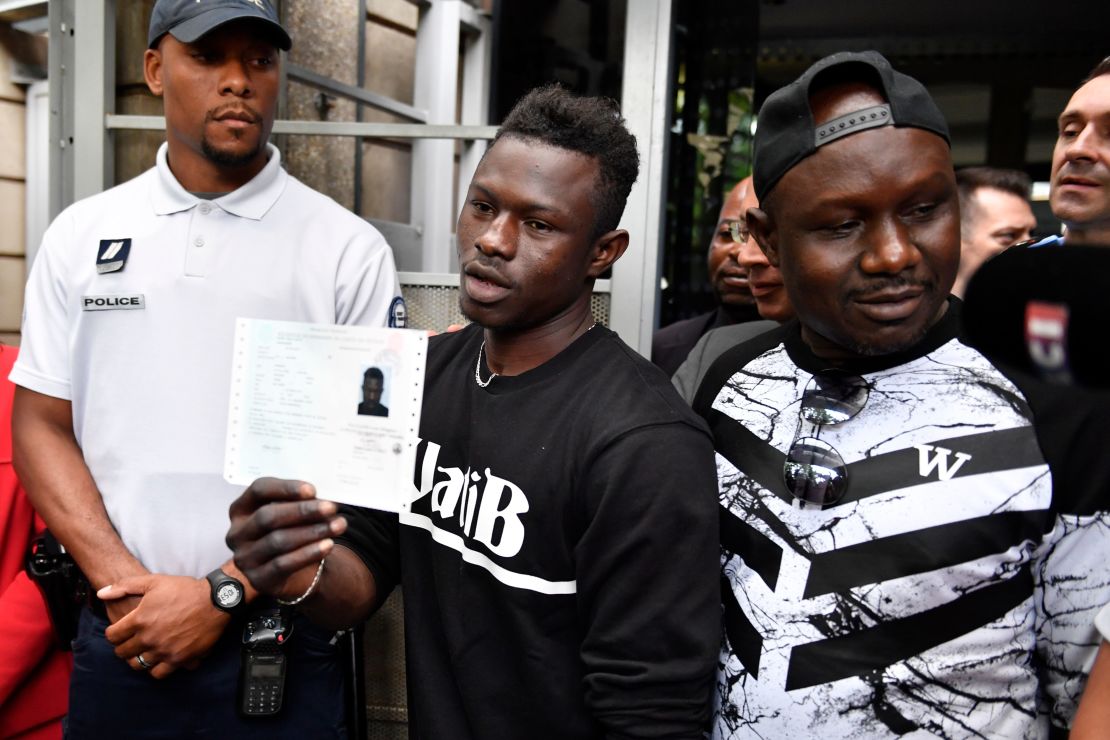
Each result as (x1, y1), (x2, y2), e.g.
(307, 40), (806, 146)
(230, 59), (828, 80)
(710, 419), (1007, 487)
(783, 372), (870, 508)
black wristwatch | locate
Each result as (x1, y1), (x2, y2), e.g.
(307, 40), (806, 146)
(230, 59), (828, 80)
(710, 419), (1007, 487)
(206, 568), (248, 617)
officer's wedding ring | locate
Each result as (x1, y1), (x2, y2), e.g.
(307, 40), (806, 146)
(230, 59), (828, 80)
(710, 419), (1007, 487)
(136, 654), (153, 670)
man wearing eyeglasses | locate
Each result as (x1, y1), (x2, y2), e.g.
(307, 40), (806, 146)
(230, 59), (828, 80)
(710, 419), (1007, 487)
(672, 180), (789, 402)
(651, 177), (763, 375)
(691, 51), (1110, 738)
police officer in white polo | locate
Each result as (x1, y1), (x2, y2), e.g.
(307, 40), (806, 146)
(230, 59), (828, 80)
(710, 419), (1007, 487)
(10, 1), (402, 736)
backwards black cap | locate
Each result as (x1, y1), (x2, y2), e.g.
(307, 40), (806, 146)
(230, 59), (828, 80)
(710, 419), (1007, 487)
(752, 50), (949, 201)
(148, 0), (292, 51)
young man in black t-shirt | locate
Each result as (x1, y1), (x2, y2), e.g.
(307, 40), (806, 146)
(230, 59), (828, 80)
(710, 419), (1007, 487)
(225, 86), (720, 739)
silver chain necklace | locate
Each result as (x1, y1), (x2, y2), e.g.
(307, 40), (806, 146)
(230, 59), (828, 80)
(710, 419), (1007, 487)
(474, 340), (498, 388)
(474, 323), (597, 388)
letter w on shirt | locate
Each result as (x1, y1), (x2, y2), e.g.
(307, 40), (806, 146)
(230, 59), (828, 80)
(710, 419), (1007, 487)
(915, 444), (972, 481)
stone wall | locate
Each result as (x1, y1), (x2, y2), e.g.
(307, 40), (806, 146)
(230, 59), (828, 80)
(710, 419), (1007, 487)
(359, 0), (418, 224)
(281, 0), (361, 210)
(114, 0), (162, 186)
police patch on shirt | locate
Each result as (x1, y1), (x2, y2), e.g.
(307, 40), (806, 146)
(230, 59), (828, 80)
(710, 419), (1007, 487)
(82, 294), (145, 311)
(96, 238), (132, 274)
(389, 296), (407, 328)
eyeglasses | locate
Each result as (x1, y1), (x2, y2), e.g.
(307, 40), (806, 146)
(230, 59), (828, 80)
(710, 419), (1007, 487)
(718, 219), (750, 244)
(783, 372), (870, 508)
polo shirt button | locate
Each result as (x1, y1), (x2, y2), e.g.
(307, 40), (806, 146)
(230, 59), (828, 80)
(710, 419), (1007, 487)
(199, 203), (211, 215)
(194, 236), (205, 247)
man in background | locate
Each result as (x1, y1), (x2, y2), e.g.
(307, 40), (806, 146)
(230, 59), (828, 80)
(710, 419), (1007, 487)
(988, 59), (1110, 735)
(951, 166), (1036, 297)
(1036, 56), (1110, 247)
(672, 182), (792, 401)
(652, 177), (762, 375)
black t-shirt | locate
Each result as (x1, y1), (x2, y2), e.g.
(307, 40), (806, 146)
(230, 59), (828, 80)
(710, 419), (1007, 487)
(340, 323), (720, 739)
(356, 401), (388, 417)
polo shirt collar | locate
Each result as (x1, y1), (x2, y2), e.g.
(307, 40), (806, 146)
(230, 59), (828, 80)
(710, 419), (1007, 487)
(151, 142), (287, 221)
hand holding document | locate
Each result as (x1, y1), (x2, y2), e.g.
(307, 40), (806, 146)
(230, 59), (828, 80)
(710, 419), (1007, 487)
(224, 318), (427, 511)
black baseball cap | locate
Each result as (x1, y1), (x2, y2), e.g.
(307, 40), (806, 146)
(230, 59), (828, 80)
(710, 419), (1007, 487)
(752, 50), (949, 201)
(148, 0), (292, 51)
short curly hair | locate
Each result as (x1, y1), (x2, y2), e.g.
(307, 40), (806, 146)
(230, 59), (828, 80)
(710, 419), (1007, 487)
(495, 84), (640, 238)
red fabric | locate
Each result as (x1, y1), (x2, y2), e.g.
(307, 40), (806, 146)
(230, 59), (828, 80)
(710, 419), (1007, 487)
(0, 345), (69, 740)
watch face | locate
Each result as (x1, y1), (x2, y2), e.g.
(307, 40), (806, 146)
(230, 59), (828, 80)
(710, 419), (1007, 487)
(216, 581), (243, 608)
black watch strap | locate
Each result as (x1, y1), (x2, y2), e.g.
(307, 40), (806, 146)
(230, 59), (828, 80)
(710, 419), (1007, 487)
(206, 568), (248, 617)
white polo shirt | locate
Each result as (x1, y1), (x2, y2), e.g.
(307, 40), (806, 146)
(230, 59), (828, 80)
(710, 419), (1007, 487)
(11, 143), (403, 577)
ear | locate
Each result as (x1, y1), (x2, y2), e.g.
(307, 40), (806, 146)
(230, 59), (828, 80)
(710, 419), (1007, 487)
(586, 229), (630, 279)
(144, 48), (165, 97)
(746, 207), (780, 268)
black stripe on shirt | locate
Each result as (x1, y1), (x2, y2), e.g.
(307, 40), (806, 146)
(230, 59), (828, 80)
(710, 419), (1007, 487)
(833, 425), (1045, 507)
(722, 575), (762, 678)
(803, 509), (1047, 598)
(710, 410), (793, 501)
(721, 507), (781, 592)
(784, 565), (1033, 690)
(709, 410), (1045, 510)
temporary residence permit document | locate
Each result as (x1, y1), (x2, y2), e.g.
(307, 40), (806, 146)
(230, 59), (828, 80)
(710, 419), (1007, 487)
(224, 318), (427, 511)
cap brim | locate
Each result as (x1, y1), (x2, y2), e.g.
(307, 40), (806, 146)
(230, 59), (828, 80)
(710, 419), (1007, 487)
(164, 8), (291, 50)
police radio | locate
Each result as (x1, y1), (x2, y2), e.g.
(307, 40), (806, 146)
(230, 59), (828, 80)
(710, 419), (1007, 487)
(239, 607), (292, 716)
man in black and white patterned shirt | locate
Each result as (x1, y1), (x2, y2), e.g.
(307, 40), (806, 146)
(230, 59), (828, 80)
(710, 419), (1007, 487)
(692, 51), (1110, 739)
